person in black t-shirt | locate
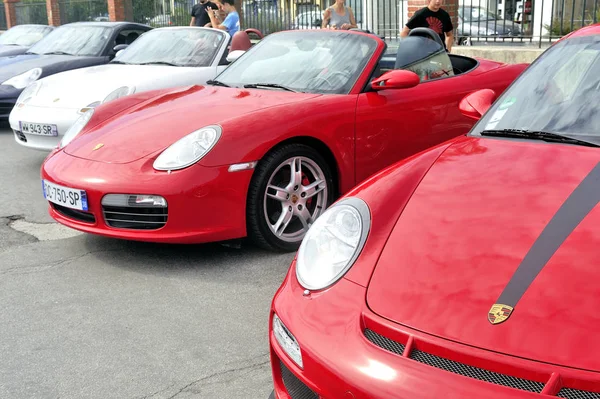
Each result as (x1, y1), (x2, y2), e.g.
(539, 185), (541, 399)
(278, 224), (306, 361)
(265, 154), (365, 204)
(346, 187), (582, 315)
(190, 0), (219, 27)
(400, 0), (454, 52)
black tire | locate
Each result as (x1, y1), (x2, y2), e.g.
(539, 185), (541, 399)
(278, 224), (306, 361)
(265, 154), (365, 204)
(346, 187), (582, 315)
(247, 143), (335, 252)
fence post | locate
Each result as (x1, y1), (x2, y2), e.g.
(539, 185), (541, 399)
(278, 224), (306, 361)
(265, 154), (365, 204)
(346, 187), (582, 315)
(46, 0), (61, 25)
(108, 0), (133, 21)
(4, 0), (18, 28)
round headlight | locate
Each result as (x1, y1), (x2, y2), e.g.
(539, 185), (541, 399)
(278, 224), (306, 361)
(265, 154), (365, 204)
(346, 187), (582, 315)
(296, 197), (371, 290)
(153, 125), (222, 171)
(2, 68), (42, 89)
(15, 80), (42, 106)
(58, 108), (94, 149)
(102, 86), (135, 104)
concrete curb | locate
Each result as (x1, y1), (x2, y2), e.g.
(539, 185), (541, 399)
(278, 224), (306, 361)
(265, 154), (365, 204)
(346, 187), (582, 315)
(451, 46), (546, 64)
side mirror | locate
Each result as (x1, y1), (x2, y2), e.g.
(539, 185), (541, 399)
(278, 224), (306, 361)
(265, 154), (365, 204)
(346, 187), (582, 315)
(371, 70), (420, 91)
(113, 44), (128, 53)
(226, 49), (245, 63)
(459, 89), (497, 120)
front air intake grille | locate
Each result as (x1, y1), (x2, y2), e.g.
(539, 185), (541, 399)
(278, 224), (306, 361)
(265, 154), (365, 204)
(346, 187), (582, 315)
(279, 360), (318, 399)
(14, 130), (26, 142)
(102, 205), (168, 230)
(558, 388), (600, 399)
(410, 348), (545, 393)
(364, 328), (405, 355)
(52, 203), (96, 223)
(364, 329), (545, 394)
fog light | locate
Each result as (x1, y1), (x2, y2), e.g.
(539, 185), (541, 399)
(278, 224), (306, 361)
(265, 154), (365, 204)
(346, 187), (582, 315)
(273, 314), (303, 368)
(101, 194), (167, 208)
(132, 195), (167, 207)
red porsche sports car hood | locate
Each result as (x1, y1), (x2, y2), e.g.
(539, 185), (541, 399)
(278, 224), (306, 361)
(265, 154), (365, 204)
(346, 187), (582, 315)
(366, 136), (600, 371)
(64, 85), (320, 163)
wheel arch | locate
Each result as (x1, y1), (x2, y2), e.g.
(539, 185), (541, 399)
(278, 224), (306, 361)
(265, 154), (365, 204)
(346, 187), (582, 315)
(249, 136), (342, 199)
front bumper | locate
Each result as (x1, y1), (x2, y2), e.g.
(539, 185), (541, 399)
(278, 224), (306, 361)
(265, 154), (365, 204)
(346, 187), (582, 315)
(41, 150), (253, 243)
(10, 103), (81, 151)
(269, 263), (598, 399)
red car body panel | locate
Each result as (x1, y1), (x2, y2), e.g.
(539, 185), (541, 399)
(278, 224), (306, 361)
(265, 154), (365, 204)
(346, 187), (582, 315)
(42, 153), (253, 243)
(41, 30), (528, 244)
(366, 137), (600, 372)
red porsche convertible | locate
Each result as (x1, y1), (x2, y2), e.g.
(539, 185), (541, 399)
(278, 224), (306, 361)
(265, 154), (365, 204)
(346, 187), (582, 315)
(268, 25), (600, 398)
(41, 28), (526, 251)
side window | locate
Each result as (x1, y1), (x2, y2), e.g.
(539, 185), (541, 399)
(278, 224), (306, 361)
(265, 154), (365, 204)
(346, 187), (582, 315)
(115, 29), (146, 47)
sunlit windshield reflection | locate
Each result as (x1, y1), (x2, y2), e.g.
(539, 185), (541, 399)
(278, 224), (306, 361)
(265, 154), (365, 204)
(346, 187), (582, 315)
(215, 30), (378, 94)
(0, 25), (53, 46)
(28, 25), (112, 56)
(470, 35), (600, 143)
(114, 28), (225, 67)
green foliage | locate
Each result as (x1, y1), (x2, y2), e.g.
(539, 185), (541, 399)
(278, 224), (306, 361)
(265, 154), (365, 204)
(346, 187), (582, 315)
(544, 9), (600, 36)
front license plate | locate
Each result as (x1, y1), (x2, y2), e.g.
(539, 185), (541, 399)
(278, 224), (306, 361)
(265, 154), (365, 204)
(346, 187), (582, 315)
(19, 121), (58, 136)
(42, 179), (88, 211)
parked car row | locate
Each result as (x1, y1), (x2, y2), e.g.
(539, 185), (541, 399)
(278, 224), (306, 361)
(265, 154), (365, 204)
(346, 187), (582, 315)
(5, 18), (600, 399)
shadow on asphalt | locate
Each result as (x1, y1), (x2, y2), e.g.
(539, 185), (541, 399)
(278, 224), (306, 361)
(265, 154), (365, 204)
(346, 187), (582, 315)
(80, 234), (295, 277)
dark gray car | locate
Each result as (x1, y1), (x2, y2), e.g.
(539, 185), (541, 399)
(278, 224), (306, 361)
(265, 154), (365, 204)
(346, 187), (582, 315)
(0, 21), (151, 118)
(0, 24), (55, 57)
(457, 6), (522, 45)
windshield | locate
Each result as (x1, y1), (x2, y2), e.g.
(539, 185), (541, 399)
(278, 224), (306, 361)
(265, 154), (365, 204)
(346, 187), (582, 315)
(460, 7), (500, 22)
(28, 25), (112, 56)
(470, 35), (600, 142)
(114, 28), (225, 67)
(0, 25), (53, 46)
(215, 30), (378, 94)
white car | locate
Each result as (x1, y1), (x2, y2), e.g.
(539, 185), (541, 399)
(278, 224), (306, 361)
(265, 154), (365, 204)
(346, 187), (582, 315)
(10, 27), (237, 151)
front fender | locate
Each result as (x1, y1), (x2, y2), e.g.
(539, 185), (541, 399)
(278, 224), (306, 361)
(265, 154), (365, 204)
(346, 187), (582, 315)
(341, 138), (459, 287)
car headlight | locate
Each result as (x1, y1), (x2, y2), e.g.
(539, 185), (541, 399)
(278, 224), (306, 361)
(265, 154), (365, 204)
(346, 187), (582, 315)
(58, 109), (94, 149)
(15, 80), (42, 106)
(2, 68), (42, 89)
(296, 197), (370, 291)
(153, 125), (222, 171)
(102, 86), (135, 104)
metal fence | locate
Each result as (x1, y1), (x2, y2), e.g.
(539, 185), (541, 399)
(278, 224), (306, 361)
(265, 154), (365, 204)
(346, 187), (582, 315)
(15, 1), (48, 24)
(5, 0), (596, 47)
(457, 0), (599, 46)
(59, 0), (108, 23)
(132, 0), (194, 26)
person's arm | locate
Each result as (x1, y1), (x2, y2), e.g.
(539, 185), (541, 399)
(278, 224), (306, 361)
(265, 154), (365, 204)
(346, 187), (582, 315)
(445, 30), (454, 52)
(443, 13), (454, 52)
(190, 5), (196, 26)
(401, 10), (420, 37)
(340, 7), (357, 29)
(321, 8), (331, 29)
(208, 9), (226, 30)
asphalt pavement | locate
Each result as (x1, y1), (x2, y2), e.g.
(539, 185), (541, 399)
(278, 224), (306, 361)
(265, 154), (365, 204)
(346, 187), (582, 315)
(0, 125), (293, 399)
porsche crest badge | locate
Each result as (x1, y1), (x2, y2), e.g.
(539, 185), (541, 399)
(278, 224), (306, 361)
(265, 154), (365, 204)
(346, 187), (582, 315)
(93, 143), (104, 151)
(488, 304), (513, 325)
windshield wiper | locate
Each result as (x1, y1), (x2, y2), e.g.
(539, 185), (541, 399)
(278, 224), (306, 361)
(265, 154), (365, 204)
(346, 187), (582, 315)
(480, 129), (600, 147)
(243, 83), (298, 93)
(206, 79), (230, 87)
(110, 60), (130, 65)
(138, 61), (180, 67)
(43, 51), (74, 56)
